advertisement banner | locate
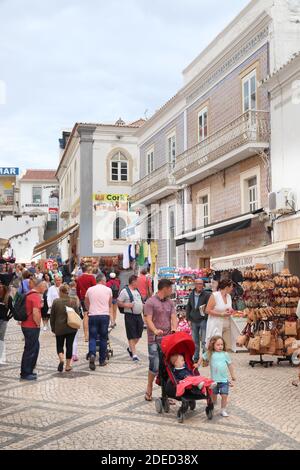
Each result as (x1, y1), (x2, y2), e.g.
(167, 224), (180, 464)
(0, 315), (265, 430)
(0, 177), (14, 208)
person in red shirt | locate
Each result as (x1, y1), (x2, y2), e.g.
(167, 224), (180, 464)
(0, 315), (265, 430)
(137, 269), (153, 303)
(76, 265), (96, 341)
(20, 279), (47, 380)
(106, 272), (120, 328)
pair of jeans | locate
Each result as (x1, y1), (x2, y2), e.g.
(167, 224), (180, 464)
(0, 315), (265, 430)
(88, 315), (110, 364)
(191, 320), (207, 361)
(21, 327), (40, 377)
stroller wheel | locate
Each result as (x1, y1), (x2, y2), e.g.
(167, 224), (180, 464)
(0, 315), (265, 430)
(177, 409), (184, 423)
(189, 400), (196, 411)
(206, 407), (213, 420)
(155, 398), (163, 414)
(163, 399), (170, 413)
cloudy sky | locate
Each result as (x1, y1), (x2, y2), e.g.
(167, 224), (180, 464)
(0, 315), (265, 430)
(0, 0), (249, 171)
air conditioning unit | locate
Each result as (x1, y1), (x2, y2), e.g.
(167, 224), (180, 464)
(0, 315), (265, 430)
(268, 189), (297, 214)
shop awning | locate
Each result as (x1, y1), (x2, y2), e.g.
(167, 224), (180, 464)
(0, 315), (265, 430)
(175, 212), (257, 242)
(210, 238), (300, 271)
(33, 223), (79, 257)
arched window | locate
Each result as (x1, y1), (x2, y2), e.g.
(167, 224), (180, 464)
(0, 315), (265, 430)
(113, 216), (126, 240)
(111, 152), (128, 182)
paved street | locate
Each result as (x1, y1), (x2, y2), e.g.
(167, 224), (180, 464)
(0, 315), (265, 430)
(0, 320), (299, 451)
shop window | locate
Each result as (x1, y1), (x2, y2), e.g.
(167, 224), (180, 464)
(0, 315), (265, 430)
(113, 216), (126, 240)
(111, 152), (128, 182)
(32, 186), (42, 204)
(198, 107), (208, 142)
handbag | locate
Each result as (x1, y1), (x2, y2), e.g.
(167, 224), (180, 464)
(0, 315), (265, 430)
(66, 307), (81, 329)
(236, 323), (251, 347)
(285, 321), (297, 336)
(267, 335), (277, 355)
(259, 321), (271, 348)
(248, 335), (260, 351)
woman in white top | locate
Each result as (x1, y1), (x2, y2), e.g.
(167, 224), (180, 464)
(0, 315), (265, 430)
(205, 280), (234, 349)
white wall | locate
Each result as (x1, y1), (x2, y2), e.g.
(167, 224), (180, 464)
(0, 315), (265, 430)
(19, 181), (59, 221)
(0, 214), (46, 262)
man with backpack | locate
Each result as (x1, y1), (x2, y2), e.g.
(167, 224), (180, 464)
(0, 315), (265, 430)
(117, 275), (144, 362)
(106, 272), (120, 329)
(18, 278), (47, 380)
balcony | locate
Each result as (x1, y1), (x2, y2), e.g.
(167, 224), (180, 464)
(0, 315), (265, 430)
(130, 163), (177, 207)
(174, 110), (270, 185)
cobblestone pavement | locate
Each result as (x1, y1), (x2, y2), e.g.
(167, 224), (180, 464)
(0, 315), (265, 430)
(0, 320), (299, 450)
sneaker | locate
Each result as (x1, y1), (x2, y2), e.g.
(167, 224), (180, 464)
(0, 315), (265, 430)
(20, 374), (37, 381)
(127, 347), (133, 358)
(132, 355), (140, 362)
(89, 355), (96, 371)
(99, 360), (108, 367)
(220, 409), (229, 417)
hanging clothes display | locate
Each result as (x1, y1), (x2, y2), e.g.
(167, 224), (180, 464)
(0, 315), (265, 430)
(147, 242), (152, 266)
(130, 243), (136, 261)
(150, 241), (158, 277)
(123, 246), (130, 269)
(137, 243), (145, 267)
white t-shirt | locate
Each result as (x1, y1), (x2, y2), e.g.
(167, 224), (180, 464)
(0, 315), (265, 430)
(118, 287), (143, 315)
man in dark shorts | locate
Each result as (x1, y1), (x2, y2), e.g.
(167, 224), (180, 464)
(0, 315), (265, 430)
(118, 275), (144, 362)
(144, 279), (177, 401)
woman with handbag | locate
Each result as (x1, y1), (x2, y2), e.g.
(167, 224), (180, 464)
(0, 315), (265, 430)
(205, 280), (235, 349)
(50, 284), (80, 372)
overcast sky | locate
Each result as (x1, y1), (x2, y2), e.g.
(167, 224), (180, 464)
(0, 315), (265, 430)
(0, 0), (249, 171)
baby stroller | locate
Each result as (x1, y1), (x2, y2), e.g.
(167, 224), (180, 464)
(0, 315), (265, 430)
(86, 327), (113, 361)
(155, 332), (214, 423)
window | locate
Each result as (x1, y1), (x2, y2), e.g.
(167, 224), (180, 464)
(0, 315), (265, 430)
(113, 216), (126, 240)
(198, 107), (208, 142)
(147, 150), (154, 174)
(200, 195), (209, 227)
(242, 71), (257, 112)
(248, 176), (258, 212)
(111, 152), (128, 182)
(32, 186), (42, 204)
(168, 134), (176, 167)
(74, 160), (77, 192)
(240, 167), (260, 214)
(168, 205), (176, 267)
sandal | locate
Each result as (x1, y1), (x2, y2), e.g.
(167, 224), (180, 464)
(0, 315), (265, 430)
(292, 380), (299, 387)
(144, 392), (152, 402)
(65, 367), (73, 372)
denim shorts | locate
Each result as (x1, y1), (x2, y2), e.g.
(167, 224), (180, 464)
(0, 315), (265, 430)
(148, 342), (159, 375)
(213, 381), (229, 396)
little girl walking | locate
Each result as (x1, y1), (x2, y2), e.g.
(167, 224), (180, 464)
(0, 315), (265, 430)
(201, 335), (236, 417)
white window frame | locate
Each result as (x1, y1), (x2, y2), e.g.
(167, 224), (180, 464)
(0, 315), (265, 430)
(110, 151), (128, 182)
(167, 203), (177, 267)
(240, 166), (261, 214)
(167, 131), (176, 167)
(146, 148), (154, 175)
(242, 70), (257, 113)
(196, 188), (210, 228)
(32, 186), (42, 204)
(198, 106), (208, 143)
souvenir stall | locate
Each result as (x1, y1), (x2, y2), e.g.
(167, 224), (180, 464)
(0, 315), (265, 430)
(238, 267), (300, 367)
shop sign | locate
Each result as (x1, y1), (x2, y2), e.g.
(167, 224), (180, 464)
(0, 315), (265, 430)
(0, 167), (19, 176)
(93, 193), (129, 202)
(49, 208), (58, 213)
(25, 204), (48, 208)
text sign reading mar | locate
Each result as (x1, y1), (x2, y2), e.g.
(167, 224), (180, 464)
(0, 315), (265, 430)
(0, 167), (19, 176)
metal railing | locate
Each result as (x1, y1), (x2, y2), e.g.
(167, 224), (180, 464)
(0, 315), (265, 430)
(174, 110), (270, 180)
(131, 163), (176, 203)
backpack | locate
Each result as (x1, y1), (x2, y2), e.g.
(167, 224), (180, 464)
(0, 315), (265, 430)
(118, 286), (142, 314)
(110, 281), (119, 299)
(12, 291), (34, 322)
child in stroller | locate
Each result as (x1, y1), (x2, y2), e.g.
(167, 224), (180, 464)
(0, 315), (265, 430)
(155, 332), (215, 423)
